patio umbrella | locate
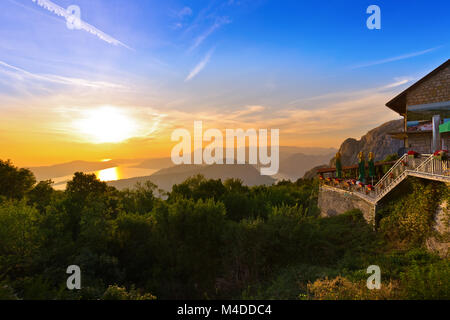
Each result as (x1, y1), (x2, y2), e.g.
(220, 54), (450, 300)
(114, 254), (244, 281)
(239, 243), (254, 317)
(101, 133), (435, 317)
(368, 152), (375, 185)
(358, 151), (366, 183)
(335, 152), (342, 179)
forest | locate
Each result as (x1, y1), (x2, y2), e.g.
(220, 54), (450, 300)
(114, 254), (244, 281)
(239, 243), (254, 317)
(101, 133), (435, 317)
(0, 159), (449, 300)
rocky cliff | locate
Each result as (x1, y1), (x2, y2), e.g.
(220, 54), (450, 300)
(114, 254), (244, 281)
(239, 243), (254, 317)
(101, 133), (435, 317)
(303, 165), (329, 180)
(330, 119), (404, 166)
(302, 119), (404, 178)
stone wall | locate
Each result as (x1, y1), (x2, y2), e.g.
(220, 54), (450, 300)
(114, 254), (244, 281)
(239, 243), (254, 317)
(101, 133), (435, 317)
(403, 62), (449, 153)
(318, 183), (449, 256)
(408, 131), (450, 154)
(318, 186), (376, 224)
(408, 132), (432, 154)
(406, 64), (450, 106)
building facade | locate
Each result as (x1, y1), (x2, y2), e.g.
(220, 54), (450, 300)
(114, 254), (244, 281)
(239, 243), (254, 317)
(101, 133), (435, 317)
(386, 60), (450, 154)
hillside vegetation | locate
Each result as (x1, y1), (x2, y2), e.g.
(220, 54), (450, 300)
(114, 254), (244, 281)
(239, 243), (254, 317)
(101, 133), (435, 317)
(0, 159), (448, 300)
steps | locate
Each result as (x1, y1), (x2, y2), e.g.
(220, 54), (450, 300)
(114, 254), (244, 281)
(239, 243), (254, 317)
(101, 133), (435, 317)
(324, 153), (450, 204)
(372, 153), (450, 202)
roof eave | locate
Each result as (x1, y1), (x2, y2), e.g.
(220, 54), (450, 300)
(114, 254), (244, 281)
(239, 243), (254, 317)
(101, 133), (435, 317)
(385, 59), (450, 116)
(386, 93), (406, 115)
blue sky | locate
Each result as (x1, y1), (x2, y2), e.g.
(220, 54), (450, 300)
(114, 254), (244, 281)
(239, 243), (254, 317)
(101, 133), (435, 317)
(1, 0), (449, 165)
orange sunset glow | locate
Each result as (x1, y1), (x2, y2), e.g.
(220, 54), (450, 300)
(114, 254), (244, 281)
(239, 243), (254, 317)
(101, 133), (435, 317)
(1, 0), (449, 304)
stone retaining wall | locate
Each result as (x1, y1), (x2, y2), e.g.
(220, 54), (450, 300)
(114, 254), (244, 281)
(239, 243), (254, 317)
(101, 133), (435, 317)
(318, 186), (376, 224)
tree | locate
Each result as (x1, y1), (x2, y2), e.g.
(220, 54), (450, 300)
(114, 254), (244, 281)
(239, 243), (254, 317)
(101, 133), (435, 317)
(151, 198), (227, 298)
(0, 200), (41, 279)
(170, 175), (226, 202)
(0, 160), (36, 200)
(112, 212), (154, 286)
(64, 173), (111, 242)
(66, 172), (108, 202)
(119, 181), (159, 215)
(27, 180), (54, 212)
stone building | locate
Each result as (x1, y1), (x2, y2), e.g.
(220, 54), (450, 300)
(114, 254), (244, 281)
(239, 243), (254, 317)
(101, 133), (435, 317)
(318, 60), (450, 224)
(386, 59), (450, 154)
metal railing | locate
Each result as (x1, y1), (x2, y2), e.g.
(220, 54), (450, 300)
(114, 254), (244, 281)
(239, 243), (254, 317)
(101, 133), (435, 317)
(373, 153), (432, 199)
(373, 154), (407, 195)
(414, 155), (450, 176)
(321, 153), (450, 203)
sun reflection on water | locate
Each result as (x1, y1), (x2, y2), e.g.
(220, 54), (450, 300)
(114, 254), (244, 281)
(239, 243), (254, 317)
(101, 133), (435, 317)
(96, 167), (120, 181)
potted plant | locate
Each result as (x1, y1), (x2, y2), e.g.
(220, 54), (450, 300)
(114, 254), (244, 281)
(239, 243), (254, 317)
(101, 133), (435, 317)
(433, 150), (448, 161)
(407, 150), (419, 159)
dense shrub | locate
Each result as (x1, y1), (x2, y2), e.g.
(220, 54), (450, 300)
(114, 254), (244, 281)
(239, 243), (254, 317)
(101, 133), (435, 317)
(0, 160), (448, 300)
(400, 259), (450, 299)
(102, 285), (156, 300)
(307, 276), (401, 300)
(378, 178), (445, 247)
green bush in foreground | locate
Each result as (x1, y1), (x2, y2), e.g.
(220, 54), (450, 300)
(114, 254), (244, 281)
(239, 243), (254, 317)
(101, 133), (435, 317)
(0, 160), (448, 300)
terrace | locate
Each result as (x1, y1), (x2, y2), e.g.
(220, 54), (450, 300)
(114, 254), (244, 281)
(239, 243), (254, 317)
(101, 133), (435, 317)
(318, 152), (450, 204)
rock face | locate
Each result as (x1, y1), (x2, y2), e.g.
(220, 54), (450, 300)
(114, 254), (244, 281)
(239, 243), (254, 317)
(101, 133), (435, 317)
(303, 165), (329, 179)
(331, 119), (404, 166)
(426, 197), (449, 257)
(303, 119), (404, 179)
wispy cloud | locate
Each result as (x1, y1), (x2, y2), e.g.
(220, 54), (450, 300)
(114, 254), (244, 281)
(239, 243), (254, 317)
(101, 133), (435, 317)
(382, 78), (411, 89)
(170, 6), (193, 29)
(29, 0), (132, 49)
(351, 46), (442, 69)
(288, 78), (414, 106)
(185, 48), (215, 82)
(0, 60), (126, 89)
(188, 17), (230, 52)
(177, 7), (193, 18)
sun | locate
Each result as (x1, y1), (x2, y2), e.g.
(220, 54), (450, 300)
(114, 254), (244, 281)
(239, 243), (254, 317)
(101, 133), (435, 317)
(75, 106), (137, 143)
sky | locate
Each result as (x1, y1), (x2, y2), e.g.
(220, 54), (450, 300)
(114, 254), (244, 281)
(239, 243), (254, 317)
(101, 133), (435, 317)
(0, 0), (449, 166)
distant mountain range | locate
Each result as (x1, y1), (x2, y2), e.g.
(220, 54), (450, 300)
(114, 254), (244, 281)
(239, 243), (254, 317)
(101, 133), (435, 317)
(132, 148), (336, 181)
(28, 121), (404, 190)
(277, 152), (336, 181)
(28, 160), (120, 181)
(107, 146), (337, 191)
(132, 146), (337, 170)
(26, 146), (337, 191)
(107, 164), (276, 191)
